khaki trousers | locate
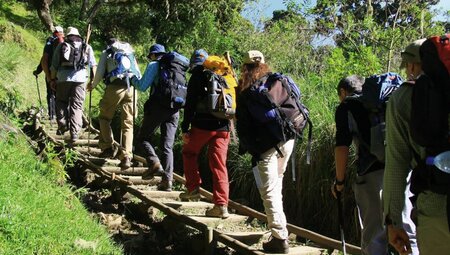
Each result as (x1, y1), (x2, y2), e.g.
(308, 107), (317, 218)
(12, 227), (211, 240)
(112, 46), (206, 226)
(253, 139), (295, 240)
(98, 84), (136, 159)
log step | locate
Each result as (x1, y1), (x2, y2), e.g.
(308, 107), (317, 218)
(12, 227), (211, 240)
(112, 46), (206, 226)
(222, 231), (266, 245)
(102, 166), (148, 175)
(164, 201), (212, 210)
(190, 214), (248, 226)
(55, 139), (99, 146)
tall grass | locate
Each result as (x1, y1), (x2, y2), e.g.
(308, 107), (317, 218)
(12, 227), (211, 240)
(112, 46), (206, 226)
(0, 114), (122, 255)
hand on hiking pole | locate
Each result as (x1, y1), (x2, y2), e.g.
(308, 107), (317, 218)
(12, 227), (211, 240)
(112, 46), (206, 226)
(32, 70), (39, 77)
(86, 81), (94, 92)
(331, 179), (344, 199)
(387, 225), (412, 255)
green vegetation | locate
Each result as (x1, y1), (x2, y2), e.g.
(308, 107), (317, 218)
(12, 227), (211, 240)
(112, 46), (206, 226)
(0, 115), (122, 254)
(1, 0), (449, 248)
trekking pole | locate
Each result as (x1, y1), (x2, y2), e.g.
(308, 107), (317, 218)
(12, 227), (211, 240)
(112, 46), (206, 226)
(86, 23), (92, 154)
(336, 190), (347, 255)
(35, 76), (43, 112)
(132, 86), (136, 168)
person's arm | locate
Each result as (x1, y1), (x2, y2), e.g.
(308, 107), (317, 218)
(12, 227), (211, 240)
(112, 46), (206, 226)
(41, 53), (51, 82)
(131, 61), (159, 92)
(49, 44), (61, 91)
(181, 69), (202, 134)
(86, 45), (97, 90)
(383, 88), (414, 254)
(332, 103), (353, 198)
(89, 51), (107, 91)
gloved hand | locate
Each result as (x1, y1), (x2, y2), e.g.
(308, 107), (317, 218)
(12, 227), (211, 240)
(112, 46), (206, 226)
(126, 72), (134, 78)
(32, 70), (39, 77)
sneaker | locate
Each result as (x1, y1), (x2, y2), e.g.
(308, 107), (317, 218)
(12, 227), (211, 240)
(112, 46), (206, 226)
(99, 147), (117, 158)
(157, 179), (172, 192)
(142, 162), (164, 180)
(179, 188), (201, 201)
(119, 156), (131, 169)
(262, 236), (289, 254)
(205, 205), (230, 219)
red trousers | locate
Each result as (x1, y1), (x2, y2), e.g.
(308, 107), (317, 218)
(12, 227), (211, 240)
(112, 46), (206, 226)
(182, 127), (230, 205)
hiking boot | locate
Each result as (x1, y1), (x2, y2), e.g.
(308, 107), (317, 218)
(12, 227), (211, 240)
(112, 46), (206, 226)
(56, 125), (68, 135)
(142, 162), (164, 180)
(205, 205), (229, 219)
(99, 147), (117, 159)
(119, 157), (131, 170)
(262, 236), (289, 254)
(157, 179), (172, 192)
(69, 133), (78, 143)
(179, 188), (201, 201)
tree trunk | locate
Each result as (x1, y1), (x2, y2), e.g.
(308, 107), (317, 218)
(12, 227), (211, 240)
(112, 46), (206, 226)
(32, 0), (54, 32)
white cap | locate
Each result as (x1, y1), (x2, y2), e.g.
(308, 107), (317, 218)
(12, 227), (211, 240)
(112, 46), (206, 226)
(54, 26), (64, 33)
(66, 27), (80, 36)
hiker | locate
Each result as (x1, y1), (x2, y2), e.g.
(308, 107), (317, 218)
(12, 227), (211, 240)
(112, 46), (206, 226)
(33, 25), (64, 120)
(50, 26), (97, 143)
(178, 49), (232, 219)
(235, 50), (309, 254)
(331, 73), (418, 254)
(88, 38), (141, 169)
(132, 44), (189, 191)
(384, 38), (450, 254)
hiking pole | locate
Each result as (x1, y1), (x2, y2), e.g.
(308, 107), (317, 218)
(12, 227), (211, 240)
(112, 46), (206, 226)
(87, 90), (92, 154)
(336, 190), (347, 255)
(35, 76), (43, 112)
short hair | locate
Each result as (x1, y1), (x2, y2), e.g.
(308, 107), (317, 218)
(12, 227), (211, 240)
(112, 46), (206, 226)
(337, 75), (364, 95)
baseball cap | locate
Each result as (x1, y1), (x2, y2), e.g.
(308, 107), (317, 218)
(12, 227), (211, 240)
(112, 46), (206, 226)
(400, 39), (426, 68)
(148, 44), (166, 55)
(243, 50), (265, 64)
(190, 49), (209, 67)
(53, 26), (64, 33)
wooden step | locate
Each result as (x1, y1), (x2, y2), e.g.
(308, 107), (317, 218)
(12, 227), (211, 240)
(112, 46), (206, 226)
(87, 156), (121, 166)
(142, 190), (182, 200)
(101, 166), (148, 175)
(190, 214), (248, 226)
(286, 245), (324, 255)
(222, 231), (266, 245)
(164, 201), (212, 210)
(120, 176), (162, 185)
(55, 139), (99, 146)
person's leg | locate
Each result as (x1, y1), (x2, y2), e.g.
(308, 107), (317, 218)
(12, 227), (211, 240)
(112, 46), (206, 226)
(255, 140), (294, 240)
(402, 171), (419, 255)
(55, 82), (71, 132)
(137, 103), (164, 166)
(159, 111), (179, 182)
(416, 192), (450, 254)
(69, 82), (86, 139)
(98, 85), (121, 152)
(181, 127), (212, 192)
(207, 130), (230, 206)
(353, 169), (388, 255)
(119, 87), (134, 159)
(45, 80), (56, 120)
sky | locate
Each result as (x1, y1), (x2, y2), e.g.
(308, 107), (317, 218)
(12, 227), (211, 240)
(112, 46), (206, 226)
(259, 0), (450, 20)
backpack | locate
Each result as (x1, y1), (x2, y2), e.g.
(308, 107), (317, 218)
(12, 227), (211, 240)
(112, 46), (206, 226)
(349, 72), (403, 163)
(60, 37), (87, 70)
(197, 55), (237, 119)
(152, 51), (190, 109)
(246, 73), (312, 153)
(104, 42), (140, 85)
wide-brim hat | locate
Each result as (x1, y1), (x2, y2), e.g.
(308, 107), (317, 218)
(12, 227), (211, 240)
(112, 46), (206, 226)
(400, 39), (426, 68)
(148, 44), (166, 56)
(66, 27), (80, 36)
(53, 26), (64, 34)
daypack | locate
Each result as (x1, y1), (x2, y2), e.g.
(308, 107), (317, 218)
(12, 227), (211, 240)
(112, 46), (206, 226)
(60, 37), (87, 70)
(152, 51), (190, 109)
(348, 72), (403, 163)
(104, 42), (140, 85)
(246, 73), (312, 157)
(408, 34), (450, 231)
(197, 55), (237, 119)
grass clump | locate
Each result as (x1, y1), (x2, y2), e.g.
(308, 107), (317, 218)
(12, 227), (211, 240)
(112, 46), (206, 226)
(0, 116), (122, 255)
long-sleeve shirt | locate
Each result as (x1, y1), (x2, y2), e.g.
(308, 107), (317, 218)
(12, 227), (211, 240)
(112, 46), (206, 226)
(383, 83), (429, 228)
(131, 61), (159, 92)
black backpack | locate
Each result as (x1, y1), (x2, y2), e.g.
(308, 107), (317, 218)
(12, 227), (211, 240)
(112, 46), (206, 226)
(152, 51), (190, 109)
(244, 73), (312, 159)
(60, 37), (87, 70)
(347, 72), (403, 163)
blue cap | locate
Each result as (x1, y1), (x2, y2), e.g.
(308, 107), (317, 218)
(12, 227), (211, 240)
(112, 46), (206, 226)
(190, 49), (208, 67)
(148, 44), (166, 55)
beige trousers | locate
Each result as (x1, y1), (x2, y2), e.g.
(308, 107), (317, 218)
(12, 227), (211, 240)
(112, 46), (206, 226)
(98, 84), (136, 159)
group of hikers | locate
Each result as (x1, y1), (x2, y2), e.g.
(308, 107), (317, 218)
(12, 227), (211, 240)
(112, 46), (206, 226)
(33, 25), (450, 254)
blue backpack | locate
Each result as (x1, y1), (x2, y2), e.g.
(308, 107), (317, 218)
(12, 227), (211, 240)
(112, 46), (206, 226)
(104, 42), (140, 87)
(348, 72), (403, 163)
(152, 51), (190, 109)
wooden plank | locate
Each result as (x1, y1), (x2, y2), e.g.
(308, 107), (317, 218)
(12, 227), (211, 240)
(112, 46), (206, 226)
(101, 166), (148, 175)
(164, 201), (212, 210)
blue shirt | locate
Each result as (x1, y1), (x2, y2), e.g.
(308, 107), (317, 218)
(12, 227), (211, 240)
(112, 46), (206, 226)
(131, 61), (159, 92)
